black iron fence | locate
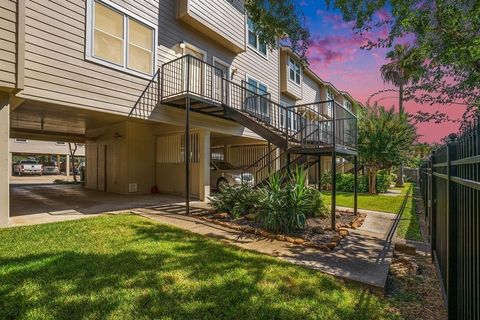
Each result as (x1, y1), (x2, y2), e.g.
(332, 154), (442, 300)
(419, 118), (480, 320)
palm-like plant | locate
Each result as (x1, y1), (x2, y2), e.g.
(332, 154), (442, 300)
(380, 44), (415, 186)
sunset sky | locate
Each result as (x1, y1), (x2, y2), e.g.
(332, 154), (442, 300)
(299, 0), (465, 143)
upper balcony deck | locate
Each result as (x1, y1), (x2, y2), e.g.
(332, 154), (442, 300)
(130, 55), (357, 156)
(176, 0), (245, 53)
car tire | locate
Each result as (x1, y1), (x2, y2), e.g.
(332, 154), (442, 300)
(217, 178), (228, 190)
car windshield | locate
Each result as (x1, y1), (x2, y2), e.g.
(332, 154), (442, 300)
(213, 161), (237, 170)
(20, 160), (38, 164)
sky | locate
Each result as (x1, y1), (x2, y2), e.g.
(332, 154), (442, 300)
(298, 0), (465, 143)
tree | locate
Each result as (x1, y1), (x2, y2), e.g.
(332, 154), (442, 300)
(327, 0), (480, 114)
(244, 0), (310, 57)
(68, 142), (78, 183)
(380, 44), (417, 186)
(358, 104), (417, 194)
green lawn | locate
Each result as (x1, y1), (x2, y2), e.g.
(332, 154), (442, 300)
(322, 183), (422, 241)
(0, 215), (400, 320)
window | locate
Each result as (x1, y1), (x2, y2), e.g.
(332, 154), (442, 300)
(247, 18), (267, 57)
(245, 76), (269, 120)
(87, 0), (156, 77)
(344, 100), (352, 112)
(288, 58), (301, 85)
(14, 138), (27, 143)
(56, 141), (66, 145)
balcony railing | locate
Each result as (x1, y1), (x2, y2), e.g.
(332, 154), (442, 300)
(132, 54), (357, 154)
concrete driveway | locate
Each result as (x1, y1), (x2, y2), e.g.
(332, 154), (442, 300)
(9, 183), (198, 227)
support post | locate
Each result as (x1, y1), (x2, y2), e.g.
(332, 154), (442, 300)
(185, 55), (191, 215)
(446, 134), (458, 319)
(185, 97), (190, 215)
(66, 154), (70, 177)
(317, 155), (322, 191)
(286, 152), (291, 175)
(331, 152), (336, 230)
(198, 129), (210, 201)
(353, 155), (358, 216)
(0, 95), (10, 227)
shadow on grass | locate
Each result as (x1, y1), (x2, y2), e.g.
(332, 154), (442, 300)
(0, 216), (395, 320)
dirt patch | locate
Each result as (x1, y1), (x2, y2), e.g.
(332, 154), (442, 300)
(386, 253), (447, 320)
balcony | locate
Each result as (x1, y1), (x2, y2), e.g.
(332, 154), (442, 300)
(130, 55), (357, 156)
(177, 0), (245, 53)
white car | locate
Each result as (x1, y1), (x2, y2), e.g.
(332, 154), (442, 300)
(210, 161), (254, 189)
(13, 160), (43, 176)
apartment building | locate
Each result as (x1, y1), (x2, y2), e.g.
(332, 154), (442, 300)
(0, 0), (360, 226)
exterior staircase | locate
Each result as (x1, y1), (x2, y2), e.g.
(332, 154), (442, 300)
(129, 54), (358, 185)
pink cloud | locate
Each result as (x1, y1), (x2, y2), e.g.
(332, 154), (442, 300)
(307, 34), (366, 66)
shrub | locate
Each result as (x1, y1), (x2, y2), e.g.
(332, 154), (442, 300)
(376, 170), (392, 193)
(208, 183), (260, 219)
(320, 170), (392, 193)
(258, 167), (327, 233)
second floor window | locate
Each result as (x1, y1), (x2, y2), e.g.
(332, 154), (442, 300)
(288, 58), (301, 85)
(87, 0), (156, 76)
(247, 18), (267, 57)
(344, 100), (353, 112)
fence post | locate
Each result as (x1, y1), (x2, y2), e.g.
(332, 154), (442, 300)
(430, 152), (436, 263)
(446, 133), (458, 319)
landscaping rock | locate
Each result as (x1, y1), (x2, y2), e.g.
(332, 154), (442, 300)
(395, 242), (416, 255)
(245, 213), (256, 221)
(293, 238), (305, 245)
(214, 212), (229, 219)
(331, 235), (342, 243)
(339, 228), (349, 237)
(326, 242), (337, 250)
(276, 234), (286, 241)
(312, 226), (325, 234)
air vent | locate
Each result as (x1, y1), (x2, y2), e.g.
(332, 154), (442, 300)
(128, 183), (137, 193)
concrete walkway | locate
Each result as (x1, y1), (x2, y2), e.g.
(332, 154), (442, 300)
(134, 204), (398, 293)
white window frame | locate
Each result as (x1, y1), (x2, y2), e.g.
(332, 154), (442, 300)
(245, 74), (269, 118)
(344, 100), (352, 112)
(85, 0), (157, 79)
(288, 57), (301, 86)
(246, 17), (268, 59)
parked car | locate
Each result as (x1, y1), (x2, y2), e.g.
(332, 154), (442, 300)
(42, 162), (60, 175)
(13, 160), (43, 176)
(210, 161), (254, 190)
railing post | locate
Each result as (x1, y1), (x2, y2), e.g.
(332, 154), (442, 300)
(331, 150), (337, 231)
(160, 64), (164, 103)
(446, 133), (458, 319)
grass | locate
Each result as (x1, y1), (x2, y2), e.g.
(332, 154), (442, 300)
(322, 183), (422, 241)
(0, 215), (400, 320)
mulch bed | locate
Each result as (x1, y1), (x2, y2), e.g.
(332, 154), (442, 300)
(194, 209), (367, 251)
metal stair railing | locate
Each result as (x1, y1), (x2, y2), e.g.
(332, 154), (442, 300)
(129, 55), (358, 154)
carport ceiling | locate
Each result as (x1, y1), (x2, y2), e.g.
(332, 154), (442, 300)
(10, 100), (131, 141)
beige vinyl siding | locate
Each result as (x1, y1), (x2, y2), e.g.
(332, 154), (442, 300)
(279, 52), (302, 100)
(157, 0), (281, 103)
(302, 74), (321, 104)
(18, 0), (279, 118)
(0, 0), (17, 89)
(177, 0), (245, 53)
(20, 0), (156, 115)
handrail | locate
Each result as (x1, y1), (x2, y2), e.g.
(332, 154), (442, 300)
(129, 68), (160, 117)
(130, 54), (358, 153)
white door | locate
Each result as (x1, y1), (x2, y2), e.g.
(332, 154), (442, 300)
(213, 59), (229, 103)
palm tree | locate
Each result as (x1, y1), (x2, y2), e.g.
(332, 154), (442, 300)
(380, 44), (414, 187)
